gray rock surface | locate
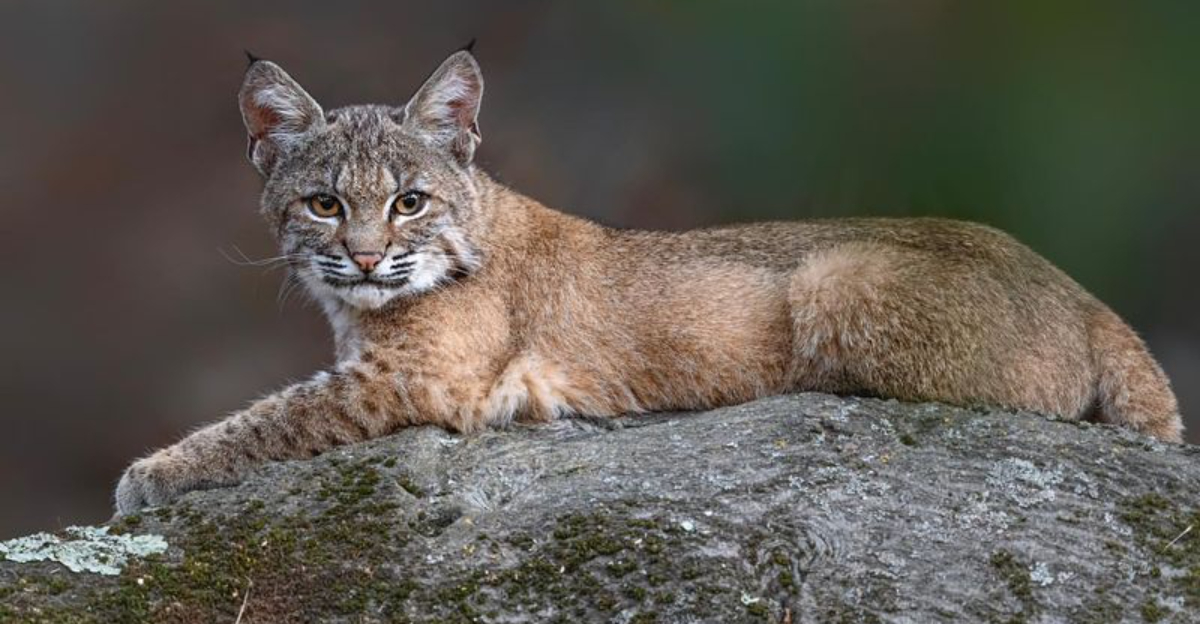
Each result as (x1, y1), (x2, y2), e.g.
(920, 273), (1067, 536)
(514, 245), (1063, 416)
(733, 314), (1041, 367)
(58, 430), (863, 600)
(2, 393), (1198, 623)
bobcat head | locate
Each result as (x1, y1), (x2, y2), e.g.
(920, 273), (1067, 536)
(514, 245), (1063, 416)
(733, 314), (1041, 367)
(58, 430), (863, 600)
(238, 50), (486, 310)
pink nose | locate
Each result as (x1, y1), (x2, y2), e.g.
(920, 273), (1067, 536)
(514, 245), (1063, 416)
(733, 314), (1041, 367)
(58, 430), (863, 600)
(350, 251), (384, 272)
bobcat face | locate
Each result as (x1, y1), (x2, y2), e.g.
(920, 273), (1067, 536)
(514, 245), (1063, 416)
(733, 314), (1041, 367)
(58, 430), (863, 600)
(239, 51), (485, 310)
(267, 106), (483, 309)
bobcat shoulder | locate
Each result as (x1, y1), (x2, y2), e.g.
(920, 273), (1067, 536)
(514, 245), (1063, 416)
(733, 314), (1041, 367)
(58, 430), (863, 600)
(114, 49), (1181, 514)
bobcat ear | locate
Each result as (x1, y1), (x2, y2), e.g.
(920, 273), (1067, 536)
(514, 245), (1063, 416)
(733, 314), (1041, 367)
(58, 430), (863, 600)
(238, 59), (325, 176)
(402, 50), (484, 165)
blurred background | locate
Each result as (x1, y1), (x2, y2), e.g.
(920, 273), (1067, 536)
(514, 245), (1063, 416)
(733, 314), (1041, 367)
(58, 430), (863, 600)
(1, 1), (1198, 538)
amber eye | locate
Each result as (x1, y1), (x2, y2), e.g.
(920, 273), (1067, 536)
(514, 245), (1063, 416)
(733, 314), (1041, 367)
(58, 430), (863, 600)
(307, 195), (343, 218)
(393, 191), (429, 217)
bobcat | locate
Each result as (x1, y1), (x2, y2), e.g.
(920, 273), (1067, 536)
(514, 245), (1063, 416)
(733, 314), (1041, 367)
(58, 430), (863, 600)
(115, 48), (1182, 514)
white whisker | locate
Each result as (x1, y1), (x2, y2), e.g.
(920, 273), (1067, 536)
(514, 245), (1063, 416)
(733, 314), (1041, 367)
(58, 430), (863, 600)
(277, 270), (307, 311)
(219, 245), (305, 270)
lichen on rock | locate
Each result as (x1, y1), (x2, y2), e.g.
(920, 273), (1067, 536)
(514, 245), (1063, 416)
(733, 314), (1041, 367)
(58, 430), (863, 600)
(0, 526), (167, 576)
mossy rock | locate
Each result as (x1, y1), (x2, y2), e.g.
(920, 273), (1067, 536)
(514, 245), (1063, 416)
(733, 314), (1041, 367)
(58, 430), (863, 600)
(2, 393), (1198, 622)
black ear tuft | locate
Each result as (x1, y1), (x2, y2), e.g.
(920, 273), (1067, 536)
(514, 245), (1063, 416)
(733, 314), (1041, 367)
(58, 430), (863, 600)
(460, 38), (477, 54)
(244, 49), (263, 67)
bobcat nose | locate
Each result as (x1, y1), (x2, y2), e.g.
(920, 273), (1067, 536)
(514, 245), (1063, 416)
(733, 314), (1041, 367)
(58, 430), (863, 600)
(350, 251), (384, 273)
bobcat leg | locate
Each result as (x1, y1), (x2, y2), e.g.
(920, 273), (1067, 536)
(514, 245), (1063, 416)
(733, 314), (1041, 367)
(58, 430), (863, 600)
(115, 368), (409, 514)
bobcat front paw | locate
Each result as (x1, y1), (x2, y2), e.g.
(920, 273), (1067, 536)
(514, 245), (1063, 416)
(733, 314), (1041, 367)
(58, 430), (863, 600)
(114, 454), (204, 515)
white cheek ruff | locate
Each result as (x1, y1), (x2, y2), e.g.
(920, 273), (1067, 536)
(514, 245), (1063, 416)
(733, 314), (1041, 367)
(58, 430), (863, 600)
(300, 270), (339, 301)
(340, 284), (400, 309)
(299, 247), (457, 311)
(402, 252), (452, 294)
(299, 269), (397, 310)
(343, 285), (403, 309)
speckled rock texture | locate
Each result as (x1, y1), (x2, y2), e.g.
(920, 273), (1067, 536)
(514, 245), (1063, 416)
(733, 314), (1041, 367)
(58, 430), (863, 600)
(2, 393), (1198, 623)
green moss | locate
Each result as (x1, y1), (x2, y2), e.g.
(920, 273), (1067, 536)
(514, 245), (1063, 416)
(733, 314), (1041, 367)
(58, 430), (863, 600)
(470, 509), (717, 619)
(412, 506), (461, 538)
(767, 550), (797, 588)
(991, 551), (1032, 600)
(1121, 493), (1174, 528)
(43, 576), (71, 596)
(0, 583), (26, 623)
(990, 550), (1037, 622)
(108, 515), (142, 535)
(607, 558), (637, 578)
(1, 457), (414, 622)
(548, 515), (626, 568)
(1140, 596), (1165, 622)
(1074, 592), (1124, 624)
(395, 473), (426, 498)
(435, 574), (482, 605)
(508, 532), (534, 550)
(1119, 492), (1200, 607)
(323, 461), (383, 510)
(6, 495), (746, 621)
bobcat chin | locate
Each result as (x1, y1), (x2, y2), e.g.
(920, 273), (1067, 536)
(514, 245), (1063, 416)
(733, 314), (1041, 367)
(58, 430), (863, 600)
(115, 48), (1181, 515)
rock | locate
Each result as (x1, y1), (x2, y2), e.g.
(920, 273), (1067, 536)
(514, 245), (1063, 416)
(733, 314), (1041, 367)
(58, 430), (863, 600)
(0, 526), (167, 576)
(1, 393), (1198, 623)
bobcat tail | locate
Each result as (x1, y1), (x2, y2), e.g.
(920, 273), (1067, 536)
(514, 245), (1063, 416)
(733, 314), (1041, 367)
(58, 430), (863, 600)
(1088, 308), (1182, 442)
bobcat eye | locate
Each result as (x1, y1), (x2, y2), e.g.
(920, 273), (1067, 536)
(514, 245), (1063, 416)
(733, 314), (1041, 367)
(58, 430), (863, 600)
(393, 191), (429, 218)
(307, 195), (343, 218)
